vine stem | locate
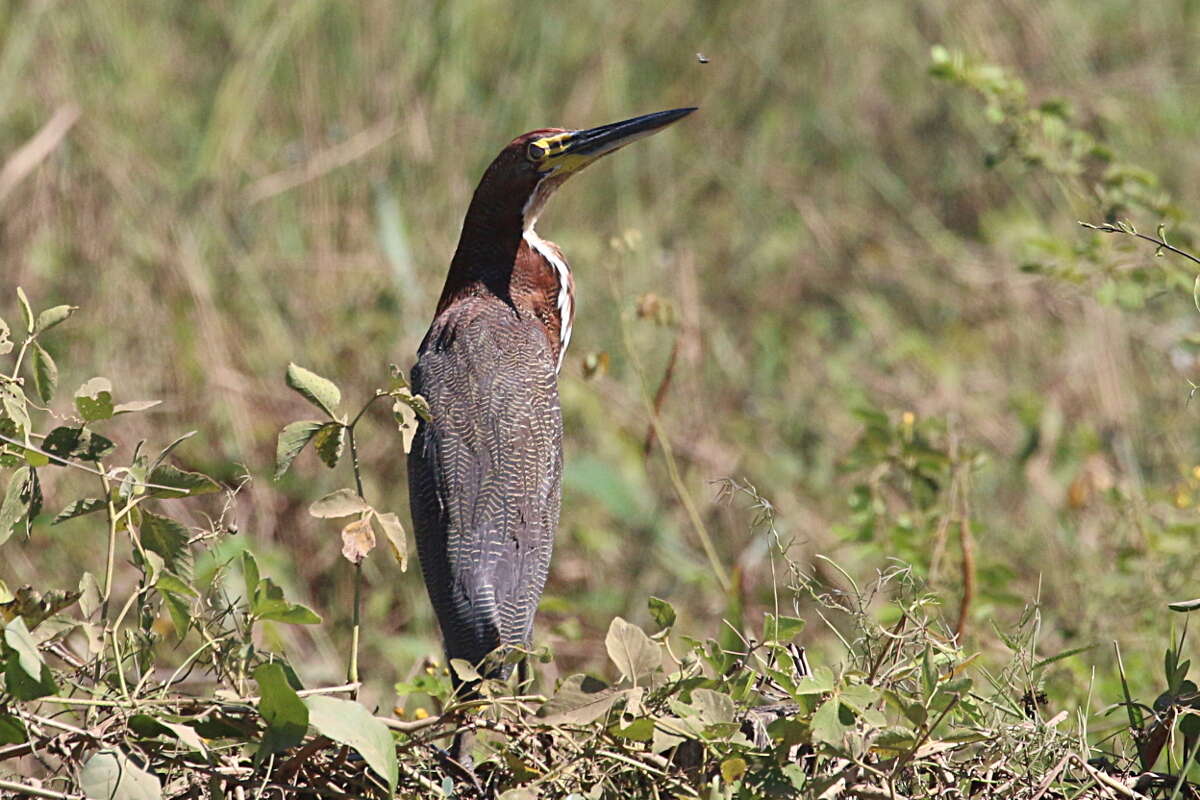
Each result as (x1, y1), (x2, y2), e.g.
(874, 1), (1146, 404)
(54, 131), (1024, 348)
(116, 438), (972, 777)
(97, 470), (118, 624)
(344, 399), (375, 699)
(8, 334), (32, 383)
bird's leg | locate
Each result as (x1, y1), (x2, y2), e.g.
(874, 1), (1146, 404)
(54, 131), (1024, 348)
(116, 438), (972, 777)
(450, 727), (474, 767)
(438, 727), (481, 792)
(517, 654), (533, 694)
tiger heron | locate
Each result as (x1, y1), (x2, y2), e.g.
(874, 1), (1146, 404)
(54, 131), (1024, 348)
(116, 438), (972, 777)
(408, 108), (695, 686)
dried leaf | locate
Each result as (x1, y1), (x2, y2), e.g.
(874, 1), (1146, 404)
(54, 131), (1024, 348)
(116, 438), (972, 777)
(340, 516), (375, 564)
(604, 617), (661, 686)
(309, 488), (370, 518)
(393, 398), (418, 453)
(538, 674), (622, 725)
(79, 749), (162, 800)
(313, 422), (345, 468)
(373, 511), (408, 570)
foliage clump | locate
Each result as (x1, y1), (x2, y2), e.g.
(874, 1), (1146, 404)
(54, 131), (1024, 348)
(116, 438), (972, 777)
(0, 297), (1198, 798)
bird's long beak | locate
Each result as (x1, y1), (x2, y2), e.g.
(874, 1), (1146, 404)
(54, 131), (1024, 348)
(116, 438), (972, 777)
(534, 107), (697, 175)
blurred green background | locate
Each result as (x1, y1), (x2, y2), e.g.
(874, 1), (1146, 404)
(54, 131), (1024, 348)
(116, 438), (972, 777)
(5, 0), (1200, 711)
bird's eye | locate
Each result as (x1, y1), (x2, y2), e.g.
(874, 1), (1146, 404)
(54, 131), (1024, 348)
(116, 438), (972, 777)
(527, 142), (546, 161)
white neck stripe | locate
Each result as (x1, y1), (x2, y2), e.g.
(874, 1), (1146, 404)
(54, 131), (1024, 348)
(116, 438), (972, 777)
(523, 228), (573, 373)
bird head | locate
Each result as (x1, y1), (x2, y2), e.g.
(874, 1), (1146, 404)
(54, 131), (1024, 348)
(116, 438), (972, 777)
(470, 107), (697, 232)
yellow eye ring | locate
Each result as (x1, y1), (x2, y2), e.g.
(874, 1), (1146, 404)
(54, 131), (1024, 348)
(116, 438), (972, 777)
(527, 142), (546, 161)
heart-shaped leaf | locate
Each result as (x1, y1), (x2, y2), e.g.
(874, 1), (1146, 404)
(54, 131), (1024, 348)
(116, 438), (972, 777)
(605, 617), (661, 686)
(74, 377), (115, 421)
(79, 749), (162, 800)
(304, 696), (398, 792)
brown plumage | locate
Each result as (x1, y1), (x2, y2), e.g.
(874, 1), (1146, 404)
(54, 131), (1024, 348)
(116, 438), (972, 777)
(408, 108), (695, 680)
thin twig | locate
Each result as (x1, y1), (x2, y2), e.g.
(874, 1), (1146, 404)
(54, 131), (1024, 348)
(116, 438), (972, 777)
(0, 778), (83, 800)
(642, 332), (681, 459)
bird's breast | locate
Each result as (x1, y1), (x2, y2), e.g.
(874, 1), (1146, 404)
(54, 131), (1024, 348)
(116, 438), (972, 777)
(515, 231), (574, 372)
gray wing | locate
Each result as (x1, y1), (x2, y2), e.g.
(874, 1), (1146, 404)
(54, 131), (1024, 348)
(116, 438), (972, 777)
(407, 298), (562, 676)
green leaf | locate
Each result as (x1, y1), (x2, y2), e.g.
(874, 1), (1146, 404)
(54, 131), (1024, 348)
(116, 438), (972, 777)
(79, 748), (162, 800)
(156, 572), (197, 598)
(839, 683), (880, 715)
(0, 317), (12, 355)
(112, 400), (162, 415)
(0, 466), (32, 545)
(33, 304), (75, 335)
(74, 377), (115, 422)
(156, 572), (197, 636)
(313, 422), (345, 468)
(4, 616), (43, 680)
(0, 381), (29, 434)
(150, 431), (196, 471)
(372, 511), (408, 570)
(304, 695), (398, 793)
(810, 698), (851, 746)
(648, 596), (676, 630)
(22, 447), (48, 468)
(691, 688), (735, 725)
(274, 421), (323, 479)
(874, 725), (918, 752)
(252, 577), (321, 624)
(254, 662), (309, 758)
(0, 712), (26, 745)
(4, 650), (58, 700)
(286, 363), (341, 418)
(15, 287), (33, 333)
(611, 717), (655, 741)
(43, 426), (116, 462)
(242, 551), (261, 601)
(31, 341), (57, 404)
(794, 666), (836, 695)
(138, 510), (190, 574)
(764, 613), (806, 642)
(127, 715), (207, 755)
(309, 488), (370, 519)
(161, 592), (190, 639)
(147, 464), (220, 498)
(605, 616), (661, 686)
(721, 756), (748, 783)
(53, 497), (107, 525)
(1032, 644), (1096, 672)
